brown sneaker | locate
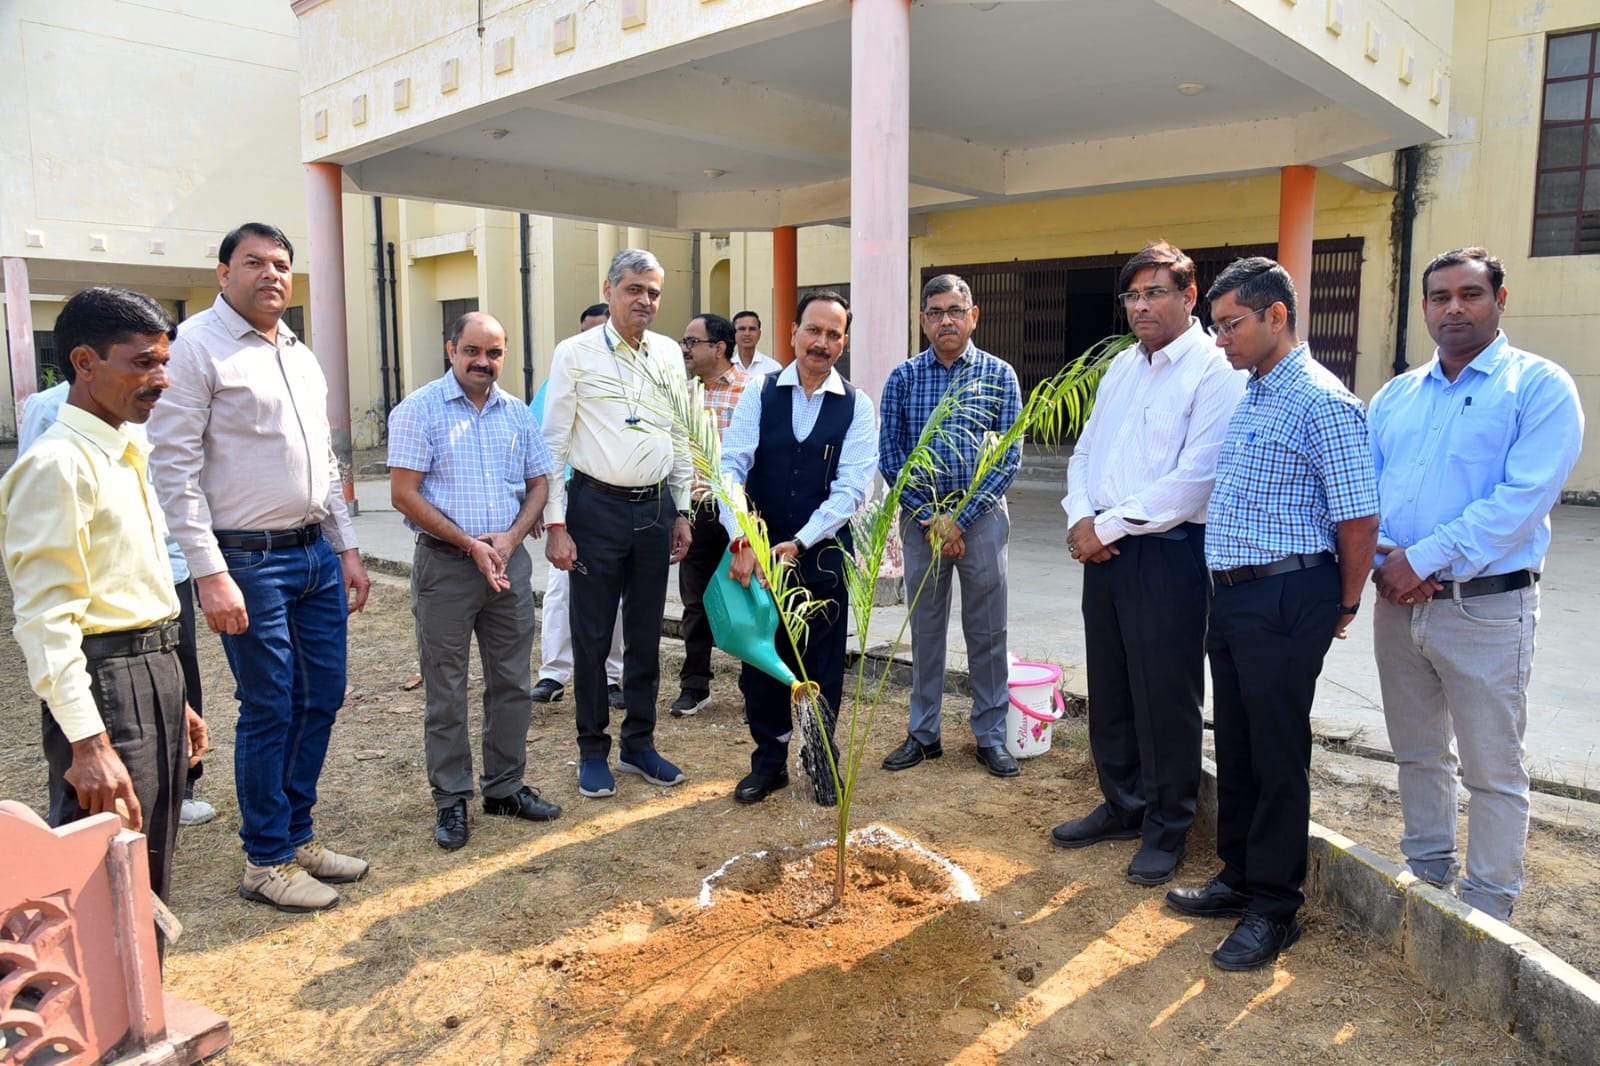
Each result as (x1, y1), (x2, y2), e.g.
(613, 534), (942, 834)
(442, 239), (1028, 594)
(239, 861), (339, 913)
(294, 841), (370, 884)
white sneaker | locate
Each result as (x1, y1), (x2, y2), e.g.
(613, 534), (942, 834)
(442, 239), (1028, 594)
(179, 798), (217, 826)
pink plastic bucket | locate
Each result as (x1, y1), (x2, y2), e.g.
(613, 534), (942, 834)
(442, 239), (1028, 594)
(1006, 659), (1065, 758)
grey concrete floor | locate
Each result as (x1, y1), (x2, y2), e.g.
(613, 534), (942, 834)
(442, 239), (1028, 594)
(345, 470), (1600, 793)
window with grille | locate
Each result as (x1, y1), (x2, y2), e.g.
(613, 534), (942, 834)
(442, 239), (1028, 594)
(1533, 29), (1600, 256)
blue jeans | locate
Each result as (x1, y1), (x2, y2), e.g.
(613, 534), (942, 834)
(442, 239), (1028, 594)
(220, 537), (348, 866)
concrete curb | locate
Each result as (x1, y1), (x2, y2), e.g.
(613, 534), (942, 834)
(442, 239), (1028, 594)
(371, 553), (1600, 1062)
(1305, 820), (1600, 1061)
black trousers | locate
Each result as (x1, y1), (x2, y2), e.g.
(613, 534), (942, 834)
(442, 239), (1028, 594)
(677, 500), (730, 689)
(742, 565), (847, 776)
(42, 644), (187, 906)
(1081, 525), (1208, 852)
(566, 478), (672, 761)
(175, 577), (204, 790)
(1207, 563), (1340, 922)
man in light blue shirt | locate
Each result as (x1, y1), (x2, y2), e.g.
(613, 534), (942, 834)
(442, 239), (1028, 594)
(389, 311), (561, 850)
(1369, 247), (1584, 921)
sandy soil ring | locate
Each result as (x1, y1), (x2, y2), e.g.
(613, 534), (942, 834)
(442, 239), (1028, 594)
(697, 823), (980, 913)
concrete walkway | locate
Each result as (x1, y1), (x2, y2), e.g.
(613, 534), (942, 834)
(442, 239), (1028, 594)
(347, 472), (1600, 795)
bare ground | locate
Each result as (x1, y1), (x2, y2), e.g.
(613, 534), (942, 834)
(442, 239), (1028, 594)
(2, 574), (1593, 1065)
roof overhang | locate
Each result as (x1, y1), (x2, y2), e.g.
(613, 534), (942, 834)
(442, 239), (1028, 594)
(295, 0), (1452, 228)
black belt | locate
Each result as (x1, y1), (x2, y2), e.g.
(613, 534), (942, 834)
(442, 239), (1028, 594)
(215, 524), (322, 550)
(571, 471), (661, 501)
(417, 533), (469, 559)
(1439, 570), (1537, 599)
(1212, 552), (1334, 587)
(81, 620), (181, 660)
(1093, 511), (1195, 541)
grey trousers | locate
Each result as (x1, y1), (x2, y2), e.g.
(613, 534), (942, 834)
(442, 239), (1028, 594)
(1375, 584), (1538, 920)
(412, 542), (536, 809)
(900, 504), (1010, 748)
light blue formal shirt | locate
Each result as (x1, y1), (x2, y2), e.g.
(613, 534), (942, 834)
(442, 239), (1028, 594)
(388, 371), (557, 538)
(19, 381), (190, 584)
(718, 363), (878, 547)
(1369, 332), (1584, 581)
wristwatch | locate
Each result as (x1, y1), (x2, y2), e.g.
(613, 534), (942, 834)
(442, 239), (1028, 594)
(677, 508), (692, 520)
(1338, 603), (1360, 616)
(793, 536), (809, 553)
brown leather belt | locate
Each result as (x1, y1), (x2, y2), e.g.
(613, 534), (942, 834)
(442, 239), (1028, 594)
(417, 533), (469, 558)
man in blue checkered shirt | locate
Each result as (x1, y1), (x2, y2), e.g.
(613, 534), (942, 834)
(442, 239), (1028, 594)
(389, 312), (562, 852)
(1164, 258), (1378, 972)
(878, 274), (1024, 779)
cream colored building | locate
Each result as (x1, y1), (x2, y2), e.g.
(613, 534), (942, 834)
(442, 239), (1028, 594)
(5, 1), (1594, 495)
(0, 0), (313, 440)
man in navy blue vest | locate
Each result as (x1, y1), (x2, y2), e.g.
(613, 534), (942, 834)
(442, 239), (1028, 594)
(719, 292), (878, 805)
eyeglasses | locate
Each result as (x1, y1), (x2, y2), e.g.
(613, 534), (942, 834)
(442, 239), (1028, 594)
(1118, 287), (1175, 306)
(921, 306), (972, 322)
(680, 337), (714, 349)
(1208, 307), (1268, 339)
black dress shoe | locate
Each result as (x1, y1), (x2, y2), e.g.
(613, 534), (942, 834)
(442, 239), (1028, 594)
(484, 785), (561, 822)
(435, 800), (468, 851)
(734, 770), (789, 804)
(530, 678), (564, 703)
(975, 745), (1021, 778)
(607, 683), (626, 710)
(1126, 842), (1186, 886)
(882, 735), (943, 771)
(1212, 912), (1302, 971)
(1050, 805), (1141, 848)
(1165, 875), (1251, 918)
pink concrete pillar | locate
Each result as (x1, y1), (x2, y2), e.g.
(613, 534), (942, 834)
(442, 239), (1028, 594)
(773, 226), (797, 366)
(305, 162), (355, 505)
(1278, 165), (1317, 333)
(4, 256), (38, 432)
(849, 0), (910, 403)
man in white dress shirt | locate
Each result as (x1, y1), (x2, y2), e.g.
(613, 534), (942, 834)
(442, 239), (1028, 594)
(1053, 241), (1246, 887)
(732, 311), (782, 377)
(541, 249), (694, 800)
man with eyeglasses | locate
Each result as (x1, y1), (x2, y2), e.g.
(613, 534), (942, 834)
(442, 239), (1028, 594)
(879, 274), (1025, 779)
(672, 313), (751, 718)
(1054, 243), (1245, 884)
(542, 249), (694, 800)
(720, 292), (877, 805)
(1164, 256), (1378, 971)
(1367, 247), (1582, 921)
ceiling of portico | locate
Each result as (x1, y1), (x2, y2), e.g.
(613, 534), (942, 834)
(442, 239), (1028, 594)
(309, 0), (1451, 230)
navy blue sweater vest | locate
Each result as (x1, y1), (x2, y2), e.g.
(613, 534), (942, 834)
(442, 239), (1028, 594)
(746, 375), (856, 585)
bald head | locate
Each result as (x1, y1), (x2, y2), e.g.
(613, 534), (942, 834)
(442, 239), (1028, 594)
(446, 312), (507, 405)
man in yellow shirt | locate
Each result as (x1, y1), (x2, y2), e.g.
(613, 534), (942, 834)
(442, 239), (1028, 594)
(0, 286), (207, 917)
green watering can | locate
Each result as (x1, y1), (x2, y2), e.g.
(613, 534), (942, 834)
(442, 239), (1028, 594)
(703, 544), (808, 693)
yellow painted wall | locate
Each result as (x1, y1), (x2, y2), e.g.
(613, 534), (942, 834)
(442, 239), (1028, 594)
(1412, 0), (1600, 494)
